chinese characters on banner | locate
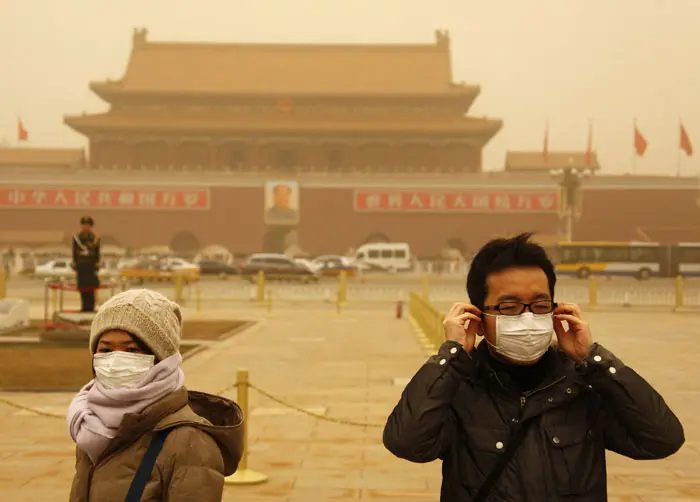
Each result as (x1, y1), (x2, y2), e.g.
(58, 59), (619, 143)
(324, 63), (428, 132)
(0, 187), (210, 210)
(354, 190), (560, 213)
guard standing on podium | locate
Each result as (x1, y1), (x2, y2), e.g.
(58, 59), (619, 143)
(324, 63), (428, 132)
(72, 216), (101, 312)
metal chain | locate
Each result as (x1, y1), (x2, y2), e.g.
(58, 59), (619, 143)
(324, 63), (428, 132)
(0, 396), (64, 419)
(0, 380), (385, 428)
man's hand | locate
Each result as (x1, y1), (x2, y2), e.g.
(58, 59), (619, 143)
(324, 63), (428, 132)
(553, 302), (593, 362)
(443, 302), (482, 352)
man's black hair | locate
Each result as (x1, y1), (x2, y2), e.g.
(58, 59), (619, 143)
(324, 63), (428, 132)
(466, 232), (556, 309)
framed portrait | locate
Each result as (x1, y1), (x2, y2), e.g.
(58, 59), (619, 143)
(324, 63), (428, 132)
(264, 181), (300, 226)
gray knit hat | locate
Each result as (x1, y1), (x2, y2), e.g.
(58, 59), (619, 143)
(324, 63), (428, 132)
(89, 289), (182, 360)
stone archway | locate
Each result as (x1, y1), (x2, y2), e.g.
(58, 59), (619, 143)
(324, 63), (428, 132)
(262, 227), (294, 253)
(446, 238), (468, 258)
(363, 232), (391, 244)
(170, 231), (201, 255)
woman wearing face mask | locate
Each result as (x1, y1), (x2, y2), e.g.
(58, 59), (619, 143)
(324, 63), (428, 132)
(66, 289), (243, 502)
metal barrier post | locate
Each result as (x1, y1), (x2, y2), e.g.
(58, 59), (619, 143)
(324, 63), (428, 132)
(588, 275), (598, 310)
(0, 267), (7, 299)
(256, 271), (265, 304)
(174, 272), (184, 304)
(195, 286), (201, 313)
(51, 282), (58, 314)
(224, 369), (268, 485)
(674, 275), (684, 312)
(59, 279), (65, 313)
(422, 273), (429, 301)
(338, 271), (347, 306)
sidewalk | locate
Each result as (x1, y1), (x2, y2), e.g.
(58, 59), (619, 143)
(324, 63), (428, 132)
(0, 307), (698, 501)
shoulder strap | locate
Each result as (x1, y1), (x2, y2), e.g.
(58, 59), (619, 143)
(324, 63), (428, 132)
(125, 428), (173, 502)
(473, 419), (535, 502)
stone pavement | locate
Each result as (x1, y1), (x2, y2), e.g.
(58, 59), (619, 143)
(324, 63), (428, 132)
(0, 305), (698, 501)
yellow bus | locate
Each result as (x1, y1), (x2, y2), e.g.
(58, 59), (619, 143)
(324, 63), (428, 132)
(555, 241), (664, 280)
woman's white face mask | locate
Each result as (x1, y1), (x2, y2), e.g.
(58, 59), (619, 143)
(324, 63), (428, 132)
(93, 352), (155, 389)
(486, 312), (554, 363)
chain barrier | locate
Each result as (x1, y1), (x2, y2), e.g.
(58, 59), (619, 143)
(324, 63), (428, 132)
(1, 379), (384, 428)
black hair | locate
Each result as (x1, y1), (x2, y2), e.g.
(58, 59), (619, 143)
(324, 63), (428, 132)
(466, 232), (556, 309)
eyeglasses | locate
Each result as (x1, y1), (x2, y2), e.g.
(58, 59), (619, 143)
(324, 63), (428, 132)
(483, 300), (557, 316)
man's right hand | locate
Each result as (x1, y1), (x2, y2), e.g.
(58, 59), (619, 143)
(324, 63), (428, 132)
(443, 302), (482, 352)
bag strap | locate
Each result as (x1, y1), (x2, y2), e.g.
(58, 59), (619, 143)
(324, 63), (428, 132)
(125, 428), (173, 502)
(473, 419), (535, 502)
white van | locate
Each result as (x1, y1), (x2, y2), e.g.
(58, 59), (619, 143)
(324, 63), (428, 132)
(354, 242), (412, 272)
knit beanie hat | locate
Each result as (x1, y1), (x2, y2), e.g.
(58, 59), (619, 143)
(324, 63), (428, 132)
(89, 289), (182, 360)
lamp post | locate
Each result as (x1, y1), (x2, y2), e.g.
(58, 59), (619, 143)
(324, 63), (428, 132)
(550, 157), (591, 243)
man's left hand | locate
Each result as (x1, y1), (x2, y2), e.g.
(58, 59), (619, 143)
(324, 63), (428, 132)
(553, 303), (593, 362)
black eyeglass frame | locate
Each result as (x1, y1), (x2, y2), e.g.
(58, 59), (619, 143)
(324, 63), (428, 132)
(482, 300), (558, 316)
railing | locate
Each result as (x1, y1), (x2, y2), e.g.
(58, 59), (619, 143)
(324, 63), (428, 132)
(408, 291), (445, 352)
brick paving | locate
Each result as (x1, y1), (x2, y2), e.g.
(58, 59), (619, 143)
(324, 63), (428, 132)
(0, 304), (698, 501)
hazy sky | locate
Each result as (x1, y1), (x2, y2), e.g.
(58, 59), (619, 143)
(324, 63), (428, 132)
(2, 0), (699, 175)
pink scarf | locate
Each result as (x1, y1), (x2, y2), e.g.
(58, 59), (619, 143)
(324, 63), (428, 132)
(67, 353), (185, 464)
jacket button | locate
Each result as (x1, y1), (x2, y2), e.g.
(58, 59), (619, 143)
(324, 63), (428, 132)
(547, 397), (554, 403)
(439, 358), (447, 365)
(565, 388), (572, 394)
(609, 367), (617, 374)
(593, 355), (602, 362)
(495, 441), (504, 450)
(511, 418), (519, 424)
(552, 436), (561, 445)
(450, 347), (458, 354)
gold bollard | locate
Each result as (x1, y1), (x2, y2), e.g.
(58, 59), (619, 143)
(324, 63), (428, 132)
(174, 272), (184, 303)
(338, 270), (347, 306)
(674, 275), (684, 312)
(422, 273), (430, 301)
(224, 369), (268, 485)
(51, 286), (58, 313)
(0, 267), (6, 299)
(588, 275), (598, 311)
(256, 270), (265, 305)
(195, 286), (201, 313)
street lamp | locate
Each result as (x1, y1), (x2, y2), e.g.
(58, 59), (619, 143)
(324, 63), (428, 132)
(550, 157), (591, 243)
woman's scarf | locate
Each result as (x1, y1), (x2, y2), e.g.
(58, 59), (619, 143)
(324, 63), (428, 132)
(66, 353), (185, 463)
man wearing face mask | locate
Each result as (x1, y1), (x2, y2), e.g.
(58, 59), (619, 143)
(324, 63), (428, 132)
(383, 233), (684, 502)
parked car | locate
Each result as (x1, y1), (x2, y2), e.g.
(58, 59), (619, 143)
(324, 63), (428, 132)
(198, 259), (238, 278)
(311, 255), (357, 277)
(33, 259), (74, 279)
(33, 259), (118, 280)
(239, 254), (319, 283)
(162, 257), (199, 273)
(294, 258), (322, 273)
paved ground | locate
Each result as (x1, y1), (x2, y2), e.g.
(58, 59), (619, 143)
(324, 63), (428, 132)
(0, 305), (698, 501)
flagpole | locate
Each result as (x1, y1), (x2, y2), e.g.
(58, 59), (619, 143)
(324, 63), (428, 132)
(677, 118), (682, 177)
(632, 119), (637, 175)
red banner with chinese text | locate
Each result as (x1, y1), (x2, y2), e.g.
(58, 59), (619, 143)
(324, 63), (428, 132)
(354, 190), (560, 213)
(0, 187), (210, 210)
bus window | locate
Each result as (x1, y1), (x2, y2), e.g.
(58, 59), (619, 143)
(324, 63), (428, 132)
(560, 248), (580, 263)
(380, 249), (393, 258)
(395, 249), (407, 259)
(596, 247), (629, 262)
(680, 247), (700, 263)
(368, 250), (380, 259)
(630, 247), (660, 262)
(356, 252), (366, 260)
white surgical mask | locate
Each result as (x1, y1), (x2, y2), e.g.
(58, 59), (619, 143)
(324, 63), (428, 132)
(488, 312), (554, 364)
(93, 352), (156, 389)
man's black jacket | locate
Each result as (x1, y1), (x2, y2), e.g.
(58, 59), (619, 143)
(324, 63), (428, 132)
(383, 341), (684, 501)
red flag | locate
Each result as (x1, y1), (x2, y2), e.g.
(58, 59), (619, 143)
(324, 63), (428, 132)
(17, 120), (28, 142)
(543, 121), (549, 163)
(634, 125), (647, 157)
(585, 122), (593, 166)
(680, 123), (693, 156)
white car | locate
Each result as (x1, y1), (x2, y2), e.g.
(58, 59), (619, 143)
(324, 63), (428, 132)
(34, 259), (118, 279)
(162, 257), (199, 273)
(33, 259), (74, 279)
(295, 258), (322, 273)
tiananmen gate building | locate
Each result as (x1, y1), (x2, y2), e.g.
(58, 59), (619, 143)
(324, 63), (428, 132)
(0, 29), (698, 256)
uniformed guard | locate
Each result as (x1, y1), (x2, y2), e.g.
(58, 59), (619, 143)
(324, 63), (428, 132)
(72, 216), (101, 312)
